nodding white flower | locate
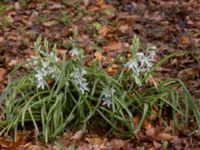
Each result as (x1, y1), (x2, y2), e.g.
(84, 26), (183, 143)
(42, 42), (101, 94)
(71, 68), (89, 94)
(102, 88), (115, 108)
(124, 59), (140, 76)
(125, 51), (156, 74)
(69, 48), (80, 57)
(136, 52), (155, 69)
(35, 70), (46, 90)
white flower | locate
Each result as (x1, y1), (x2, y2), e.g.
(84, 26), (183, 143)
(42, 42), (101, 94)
(125, 51), (156, 74)
(136, 52), (155, 69)
(35, 70), (46, 90)
(69, 48), (80, 57)
(71, 68), (89, 94)
(124, 59), (140, 76)
(102, 88), (115, 108)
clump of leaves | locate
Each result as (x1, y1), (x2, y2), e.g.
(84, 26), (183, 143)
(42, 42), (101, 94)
(0, 35), (200, 143)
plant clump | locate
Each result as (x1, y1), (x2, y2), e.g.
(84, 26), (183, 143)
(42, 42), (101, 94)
(0, 35), (199, 143)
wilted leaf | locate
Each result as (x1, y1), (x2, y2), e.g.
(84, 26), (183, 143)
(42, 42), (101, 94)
(179, 35), (190, 45)
(70, 130), (84, 141)
(43, 20), (59, 27)
(0, 68), (6, 81)
(145, 127), (155, 137)
(155, 133), (174, 141)
(94, 51), (104, 60)
(110, 139), (127, 150)
(98, 25), (109, 37)
(85, 137), (103, 145)
(104, 42), (122, 51)
(119, 24), (129, 33)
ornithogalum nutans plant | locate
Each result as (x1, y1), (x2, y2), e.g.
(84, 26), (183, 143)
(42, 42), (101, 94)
(0, 35), (200, 143)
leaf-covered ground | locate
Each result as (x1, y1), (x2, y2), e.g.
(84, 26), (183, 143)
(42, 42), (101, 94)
(0, 0), (200, 149)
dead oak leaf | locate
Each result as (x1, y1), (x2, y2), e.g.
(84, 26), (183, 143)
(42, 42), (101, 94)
(154, 133), (174, 141)
(119, 24), (129, 33)
(43, 20), (59, 27)
(104, 42), (122, 51)
(85, 137), (104, 145)
(179, 35), (190, 45)
(0, 68), (6, 81)
(94, 51), (104, 60)
(98, 25), (109, 37)
(110, 139), (128, 150)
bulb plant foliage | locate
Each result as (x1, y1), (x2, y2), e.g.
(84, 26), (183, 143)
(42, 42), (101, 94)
(0, 35), (200, 143)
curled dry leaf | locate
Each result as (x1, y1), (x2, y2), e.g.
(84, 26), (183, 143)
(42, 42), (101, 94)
(0, 68), (6, 81)
(119, 24), (129, 33)
(94, 51), (104, 60)
(145, 127), (155, 137)
(154, 133), (174, 141)
(107, 66), (116, 76)
(70, 130), (84, 141)
(85, 137), (104, 145)
(107, 64), (118, 76)
(104, 42), (122, 51)
(110, 139), (127, 150)
(43, 20), (59, 27)
(98, 25), (109, 37)
(179, 35), (190, 45)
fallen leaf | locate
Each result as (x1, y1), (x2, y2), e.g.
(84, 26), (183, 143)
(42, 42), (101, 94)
(153, 140), (162, 149)
(10, 132), (27, 149)
(83, 0), (90, 6)
(85, 137), (104, 145)
(110, 139), (127, 150)
(145, 127), (155, 137)
(179, 35), (190, 45)
(0, 137), (11, 149)
(107, 66), (116, 76)
(142, 120), (152, 130)
(98, 25), (109, 37)
(70, 130), (84, 141)
(43, 20), (59, 27)
(104, 42), (122, 51)
(119, 24), (129, 33)
(0, 68), (6, 81)
(111, 64), (118, 69)
(155, 133), (174, 141)
(94, 51), (104, 60)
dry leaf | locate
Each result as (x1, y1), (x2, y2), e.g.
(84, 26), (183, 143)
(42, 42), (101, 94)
(107, 66), (116, 75)
(98, 26), (109, 37)
(94, 51), (104, 60)
(111, 64), (118, 69)
(85, 137), (104, 145)
(70, 130), (84, 141)
(0, 137), (11, 149)
(153, 140), (162, 149)
(0, 68), (6, 81)
(104, 42), (122, 51)
(110, 139), (127, 150)
(43, 20), (59, 27)
(142, 120), (152, 130)
(119, 24), (129, 33)
(155, 133), (174, 141)
(179, 35), (190, 45)
(145, 127), (155, 137)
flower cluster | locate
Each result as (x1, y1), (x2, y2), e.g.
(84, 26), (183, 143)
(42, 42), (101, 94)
(102, 87), (115, 108)
(71, 68), (89, 94)
(124, 51), (155, 76)
(34, 60), (58, 89)
(69, 48), (80, 57)
(26, 51), (59, 90)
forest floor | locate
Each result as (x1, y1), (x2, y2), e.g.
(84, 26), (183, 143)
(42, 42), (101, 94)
(0, 0), (200, 149)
